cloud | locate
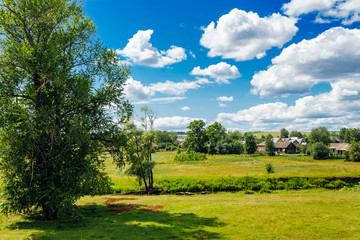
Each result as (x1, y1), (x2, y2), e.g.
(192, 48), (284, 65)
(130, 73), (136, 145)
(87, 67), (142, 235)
(218, 103), (227, 108)
(283, 0), (360, 25)
(150, 78), (211, 95)
(124, 77), (211, 103)
(200, 9), (298, 61)
(251, 27), (360, 98)
(154, 116), (206, 130)
(116, 29), (187, 68)
(124, 77), (155, 100)
(181, 106), (190, 111)
(217, 79), (360, 131)
(134, 97), (186, 105)
(190, 62), (241, 84)
(216, 96), (234, 102)
(282, 0), (337, 16)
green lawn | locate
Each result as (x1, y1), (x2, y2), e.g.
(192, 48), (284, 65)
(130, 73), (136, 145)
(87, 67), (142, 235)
(2, 152), (360, 239)
(2, 189), (360, 239)
(108, 152), (360, 192)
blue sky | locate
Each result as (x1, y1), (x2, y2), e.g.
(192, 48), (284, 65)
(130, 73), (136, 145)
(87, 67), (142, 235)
(84, 0), (360, 132)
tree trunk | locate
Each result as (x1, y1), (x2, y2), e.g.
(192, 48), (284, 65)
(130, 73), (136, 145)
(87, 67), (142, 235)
(42, 204), (57, 220)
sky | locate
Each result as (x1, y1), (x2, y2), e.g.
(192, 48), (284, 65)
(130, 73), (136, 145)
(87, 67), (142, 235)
(84, 0), (360, 132)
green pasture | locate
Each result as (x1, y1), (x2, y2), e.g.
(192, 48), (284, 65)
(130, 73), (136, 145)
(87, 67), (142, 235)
(107, 152), (360, 192)
(2, 189), (360, 239)
(2, 152), (360, 239)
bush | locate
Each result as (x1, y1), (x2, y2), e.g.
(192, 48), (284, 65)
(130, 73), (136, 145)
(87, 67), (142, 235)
(174, 151), (207, 162)
(265, 162), (275, 173)
(311, 142), (330, 160)
(348, 142), (360, 162)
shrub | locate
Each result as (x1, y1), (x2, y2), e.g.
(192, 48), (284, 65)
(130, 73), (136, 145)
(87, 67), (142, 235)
(266, 162), (275, 173)
(311, 142), (330, 160)
(348, 142), (360, 162)
(174, 151), (207, 162)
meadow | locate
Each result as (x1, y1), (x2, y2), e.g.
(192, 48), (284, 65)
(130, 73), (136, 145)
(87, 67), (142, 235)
(2, 152), (360, 239)
(108, 152), (360, 192)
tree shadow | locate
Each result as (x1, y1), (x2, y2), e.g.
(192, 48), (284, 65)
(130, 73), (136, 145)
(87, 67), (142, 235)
(10, 203), (224, 239)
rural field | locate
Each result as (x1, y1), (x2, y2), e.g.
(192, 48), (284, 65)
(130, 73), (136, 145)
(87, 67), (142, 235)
(1, 152), (360, 239)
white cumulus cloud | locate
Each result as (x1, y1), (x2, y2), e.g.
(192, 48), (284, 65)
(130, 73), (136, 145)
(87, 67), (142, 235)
(216, 96), (234, 102)
(154, 116), (206, 130)
(150, 78), (211, 95)
(124, 77), (155, 100)
(181, 106), (190, 111)
(124, 77), (211, 103)
(200, 9), (298, 61)
(283, 0), (360, 25)
(116, 29), (187, 68)
(134, 97), (187, 105)
(251, 27), (360, 98)
(217, 79), (360, 131)
(190, 62), (241, 84)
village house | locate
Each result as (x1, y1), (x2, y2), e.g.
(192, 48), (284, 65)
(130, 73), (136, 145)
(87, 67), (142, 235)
(329, 143), (351, 155)
(275, 142), (297, 154)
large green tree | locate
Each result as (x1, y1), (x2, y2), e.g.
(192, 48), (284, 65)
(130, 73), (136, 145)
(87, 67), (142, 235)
(205, 122), (226, 154)
(265, 134), (275, 156)
(280, 128), (289, 138)
(185, 120), (207, 153)
(121, 108), (156, 191)
(0, 0), (132, 220)
(244, 133), (257, 154)
(308, 127), (331, 145)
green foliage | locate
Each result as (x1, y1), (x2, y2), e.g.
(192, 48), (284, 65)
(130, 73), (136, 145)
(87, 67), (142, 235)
(280, 128), (289, 138)
(215, 140), (243, 155)
(311, 142), (330, 160)
(265, 134), (275, 156)
(120, 107), (156, 191)
(244, 133), (257, 154)
(347, 142), (360, 162)
(174, 151), (207, 162)
(308, 127), (331, 145)
(185, 120), (207, 153)
(290, 131), (303, 138)
(155, 176), (353, 193)
(154, 130), (179, 149)
(206, 122), (226, 154)
(339, 128), (360, 143)
(265, 162), (275, 174)
(0, 0), (131, 220)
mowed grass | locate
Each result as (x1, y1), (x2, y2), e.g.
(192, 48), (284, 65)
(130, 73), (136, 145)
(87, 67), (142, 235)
(2, 189), (360, 239)
(107, 152), (360, 192)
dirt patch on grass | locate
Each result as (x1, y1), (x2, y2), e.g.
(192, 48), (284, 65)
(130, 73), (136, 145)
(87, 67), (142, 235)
(85, 202), (97, 205)
(104, 198), (138, 203)
(106, 204), (139, 213)
(106, 203), (164, 214)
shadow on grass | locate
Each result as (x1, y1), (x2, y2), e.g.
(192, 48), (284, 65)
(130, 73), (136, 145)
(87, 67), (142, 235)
(10, 204), (223, 239)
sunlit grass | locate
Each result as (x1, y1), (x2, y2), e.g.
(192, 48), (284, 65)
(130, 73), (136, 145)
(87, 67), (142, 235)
(2, 189), (360, 239)
(106, 152), (360, 192)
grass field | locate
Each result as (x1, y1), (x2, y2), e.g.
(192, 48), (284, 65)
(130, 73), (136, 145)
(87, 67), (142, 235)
(2, 189), (360, 239)
(108, 152), (360, 192)
(2, 152), (360, 239)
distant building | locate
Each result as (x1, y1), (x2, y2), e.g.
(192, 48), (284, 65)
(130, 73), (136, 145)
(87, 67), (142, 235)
(329, 143), (351, 155)
(274, 142), (297, 154)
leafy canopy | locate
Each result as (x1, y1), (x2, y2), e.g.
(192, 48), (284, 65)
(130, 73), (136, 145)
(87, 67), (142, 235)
(0, 0), (132, 220)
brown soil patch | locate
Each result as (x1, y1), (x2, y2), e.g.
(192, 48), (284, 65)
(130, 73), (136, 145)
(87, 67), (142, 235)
(106, 204), (139, 214)
(104, 198), (138, 203)
(148, 205), (164, 211)
(85, 202), (97, 205)
(106, 203), (164, 214)
(136, 205), (164, 212)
